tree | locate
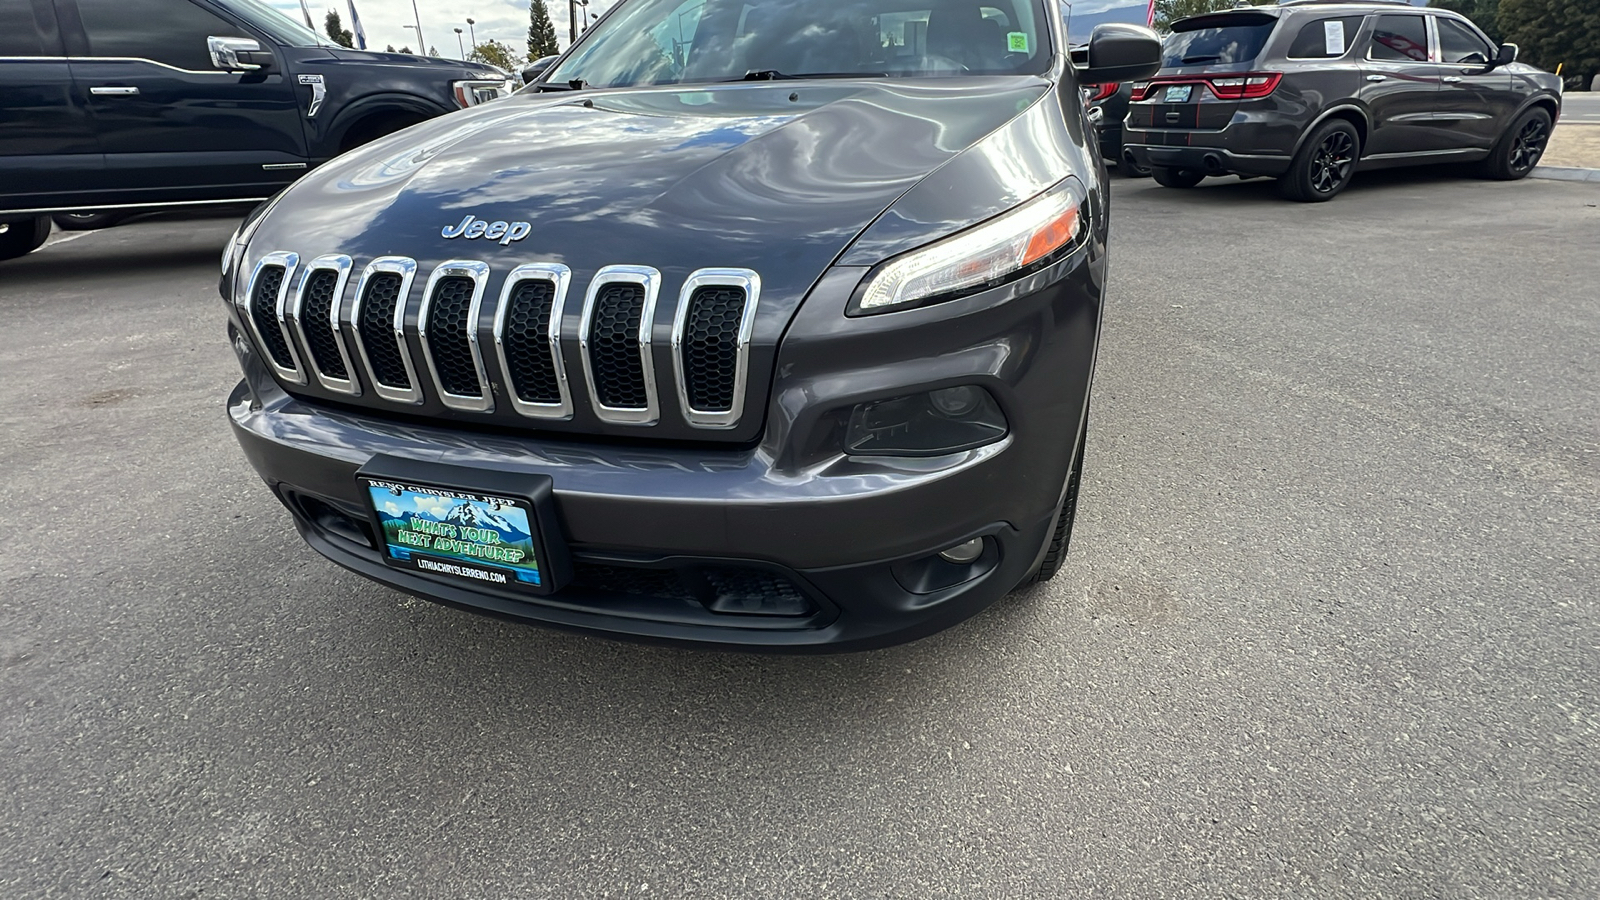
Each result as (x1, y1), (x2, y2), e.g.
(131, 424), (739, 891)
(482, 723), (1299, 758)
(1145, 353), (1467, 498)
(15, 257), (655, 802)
(1152, 0), (1237, 34)
(429, 45), (439, 56)
(528, 0), (560, 60)
(1431, 0), (1501, 45)
(469, 39), (520, 71)
(324, 10), (354, 48)
(1499, 0), (1599, 89)
(385, 43), (396, 52)
(397, 46), (412, 54)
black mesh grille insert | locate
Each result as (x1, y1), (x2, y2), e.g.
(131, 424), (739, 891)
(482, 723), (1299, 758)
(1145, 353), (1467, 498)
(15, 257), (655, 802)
(357, 272), (410, 390)
(299, 270), (347, 379)
(588, 283), (648, 409)
(249, 265), (294, 369)
(501, 279), (562, 404)
(424, 276), (481, 397)
(681, 285), (746, 412)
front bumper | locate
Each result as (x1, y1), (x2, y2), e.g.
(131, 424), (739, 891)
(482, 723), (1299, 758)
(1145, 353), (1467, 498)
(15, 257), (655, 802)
(226, 249), (1104, 651)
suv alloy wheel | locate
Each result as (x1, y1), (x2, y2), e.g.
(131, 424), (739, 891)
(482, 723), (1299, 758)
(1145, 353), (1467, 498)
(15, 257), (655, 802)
(1481, 107), (1552, 181)
(1279, 119), (1360, 203)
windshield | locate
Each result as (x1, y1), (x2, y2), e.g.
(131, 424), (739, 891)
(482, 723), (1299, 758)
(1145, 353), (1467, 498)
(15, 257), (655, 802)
(547, 0), (1053, 88)
(221, 0), (341, 47)
(1162, 13), (1276, 67)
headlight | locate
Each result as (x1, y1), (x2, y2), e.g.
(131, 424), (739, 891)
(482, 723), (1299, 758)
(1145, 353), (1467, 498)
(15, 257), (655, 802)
(853, 178), (1085, 315)
(452, 78), (514, 108)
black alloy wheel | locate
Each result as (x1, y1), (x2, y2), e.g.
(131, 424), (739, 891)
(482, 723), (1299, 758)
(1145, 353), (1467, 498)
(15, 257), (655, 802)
(53, 211), (128, 231)
(1279, 119), (1360, 202)
(1481, 107), (1552, 181)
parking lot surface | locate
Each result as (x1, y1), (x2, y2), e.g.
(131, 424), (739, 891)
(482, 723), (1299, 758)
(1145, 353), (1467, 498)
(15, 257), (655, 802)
(2, 173), (1597, 898)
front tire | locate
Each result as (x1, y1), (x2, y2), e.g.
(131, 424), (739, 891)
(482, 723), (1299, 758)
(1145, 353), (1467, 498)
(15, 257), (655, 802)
(1025, 422), (1087, 585)
(0, 216), (51, 261)
(1278, 118), (1360, 202)
(1151, 166), (1205, 188)
(1479, 107), (1552, 181)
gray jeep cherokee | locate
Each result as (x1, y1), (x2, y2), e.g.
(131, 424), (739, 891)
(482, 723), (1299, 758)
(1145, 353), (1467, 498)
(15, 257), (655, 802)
(1122, 0), (1563, 201)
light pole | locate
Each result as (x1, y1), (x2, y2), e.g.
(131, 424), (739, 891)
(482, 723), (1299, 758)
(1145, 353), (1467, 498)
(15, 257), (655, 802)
(453, 27), (464, 58)
(402, 23), (420, 52)
(466, 17), (476, 48)
(410, 0), (426, 53)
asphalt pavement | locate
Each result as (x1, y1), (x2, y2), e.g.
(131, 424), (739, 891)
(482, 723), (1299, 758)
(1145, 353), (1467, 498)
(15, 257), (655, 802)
(1, 172), (1597, 898)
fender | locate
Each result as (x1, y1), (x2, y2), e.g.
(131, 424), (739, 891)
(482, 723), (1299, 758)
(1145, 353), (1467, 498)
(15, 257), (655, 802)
(1290, 103), (1373, 159)
(312, 92), (452, 159)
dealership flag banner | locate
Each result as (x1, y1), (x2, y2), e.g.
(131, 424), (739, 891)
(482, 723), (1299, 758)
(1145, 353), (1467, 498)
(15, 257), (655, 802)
(1147, 0), (1156, 27)
(347, 0), (369, 49)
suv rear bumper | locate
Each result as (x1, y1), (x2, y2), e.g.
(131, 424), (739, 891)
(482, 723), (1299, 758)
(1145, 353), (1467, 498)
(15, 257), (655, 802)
(1123, 140), (1293, 177)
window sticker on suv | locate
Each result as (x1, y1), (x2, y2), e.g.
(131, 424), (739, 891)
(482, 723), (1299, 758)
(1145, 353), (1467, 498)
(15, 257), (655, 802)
(1287, 16), (1365, 59)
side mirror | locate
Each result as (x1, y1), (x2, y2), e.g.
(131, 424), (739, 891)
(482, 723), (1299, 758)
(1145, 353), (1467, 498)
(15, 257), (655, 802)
(209, 36), (272, 72)
(1493, 43), (1518, 68)
(1077, 23), (1162, 86)
(521, 55), (558, 85)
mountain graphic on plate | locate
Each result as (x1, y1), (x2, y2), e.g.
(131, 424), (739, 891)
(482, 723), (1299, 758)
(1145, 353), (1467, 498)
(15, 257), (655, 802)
(443, 501), (528, 539)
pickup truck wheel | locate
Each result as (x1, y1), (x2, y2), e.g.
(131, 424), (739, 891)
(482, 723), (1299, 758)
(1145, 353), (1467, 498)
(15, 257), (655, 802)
(1024, 422), (1088, 585)
(0, 216), (51, 261)
(1151, 166), (1205, 188)
(53, 211), (128, 231)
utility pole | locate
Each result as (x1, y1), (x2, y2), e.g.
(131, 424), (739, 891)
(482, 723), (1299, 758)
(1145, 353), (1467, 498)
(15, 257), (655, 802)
(467, 17), (477, 47)
(454, 27), (464, 58)
(568, 0), (576, 44)
(410, 0), (426, 54)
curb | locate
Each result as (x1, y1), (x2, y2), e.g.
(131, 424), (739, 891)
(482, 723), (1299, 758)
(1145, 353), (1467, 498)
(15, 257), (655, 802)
(1531, 165), (1600, 183)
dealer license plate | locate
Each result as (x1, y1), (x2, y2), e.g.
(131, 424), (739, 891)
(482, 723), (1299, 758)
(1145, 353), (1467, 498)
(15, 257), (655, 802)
(1163, 85), (1193, 103)
(362, 477), (544, 591)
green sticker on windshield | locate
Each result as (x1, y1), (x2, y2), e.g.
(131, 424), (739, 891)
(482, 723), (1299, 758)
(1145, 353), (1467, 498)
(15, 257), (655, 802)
(1007, 32), (1029, 53)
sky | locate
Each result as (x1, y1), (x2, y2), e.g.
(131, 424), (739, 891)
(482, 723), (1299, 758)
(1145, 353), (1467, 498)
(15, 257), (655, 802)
(266, 0), (1161, 61)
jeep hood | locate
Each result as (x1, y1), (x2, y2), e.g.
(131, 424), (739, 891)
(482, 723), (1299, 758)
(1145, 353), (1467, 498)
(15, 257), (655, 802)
(245, 78), (1052, 313)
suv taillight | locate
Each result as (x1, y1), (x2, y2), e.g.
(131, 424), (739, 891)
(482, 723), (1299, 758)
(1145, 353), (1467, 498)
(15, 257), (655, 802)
(1204, 73), (1282, 99)
(1132, 73), (1282, 102)
(1083, 82), (1120, 103)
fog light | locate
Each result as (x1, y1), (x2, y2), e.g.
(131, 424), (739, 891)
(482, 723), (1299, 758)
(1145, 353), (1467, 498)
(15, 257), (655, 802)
(938, 538), (985, 564)
(843, 386), (1006, 456)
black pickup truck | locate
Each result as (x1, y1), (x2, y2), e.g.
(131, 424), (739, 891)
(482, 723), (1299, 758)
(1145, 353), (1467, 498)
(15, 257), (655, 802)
(0, 0), (512, 259)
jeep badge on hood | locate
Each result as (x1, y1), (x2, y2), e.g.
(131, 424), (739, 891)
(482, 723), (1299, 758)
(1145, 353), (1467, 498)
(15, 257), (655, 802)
(441, 215), (532, 245)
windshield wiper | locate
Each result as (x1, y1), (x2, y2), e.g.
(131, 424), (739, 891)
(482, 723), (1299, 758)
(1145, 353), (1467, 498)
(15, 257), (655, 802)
(1180, 55), (1221, 64)
(534, 79), (588, 92)
(738, 70), (888, 81)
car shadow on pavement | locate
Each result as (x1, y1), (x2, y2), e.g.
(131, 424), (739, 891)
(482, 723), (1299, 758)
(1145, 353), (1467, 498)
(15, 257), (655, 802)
(1135, 164), (1495, 204)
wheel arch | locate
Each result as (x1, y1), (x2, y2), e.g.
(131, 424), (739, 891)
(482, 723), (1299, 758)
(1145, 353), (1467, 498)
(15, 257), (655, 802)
(1291, 105), (1371, 159)
(320, 93), (451, 156)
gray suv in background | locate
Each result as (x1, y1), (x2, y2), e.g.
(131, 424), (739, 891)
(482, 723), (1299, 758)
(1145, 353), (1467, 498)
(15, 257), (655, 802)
(1122, 0), (1563, 201)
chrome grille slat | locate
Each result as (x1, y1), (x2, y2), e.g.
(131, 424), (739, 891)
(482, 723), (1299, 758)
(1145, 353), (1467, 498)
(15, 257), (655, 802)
(579, 265), (661, 425)
(347, 256), (422, 405)
(492, 263), (573, 420)
(241, 251), (304, 385)
(670, 268), (761, 429)
(417, 260), (493, 412)
(288, 254), (359, 396)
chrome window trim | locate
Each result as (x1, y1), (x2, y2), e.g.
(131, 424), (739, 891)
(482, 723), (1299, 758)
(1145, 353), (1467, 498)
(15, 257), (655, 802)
(240, 250), (304, 385)
(16, 55), (239, 75)
(416, 260), (495, 413)
(347, 256), (424, 405)
(670, 268), (761, 429)
(492, 263), (574, 420)
(288, 254), (360, 396)
(579, 265), (662, 426)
